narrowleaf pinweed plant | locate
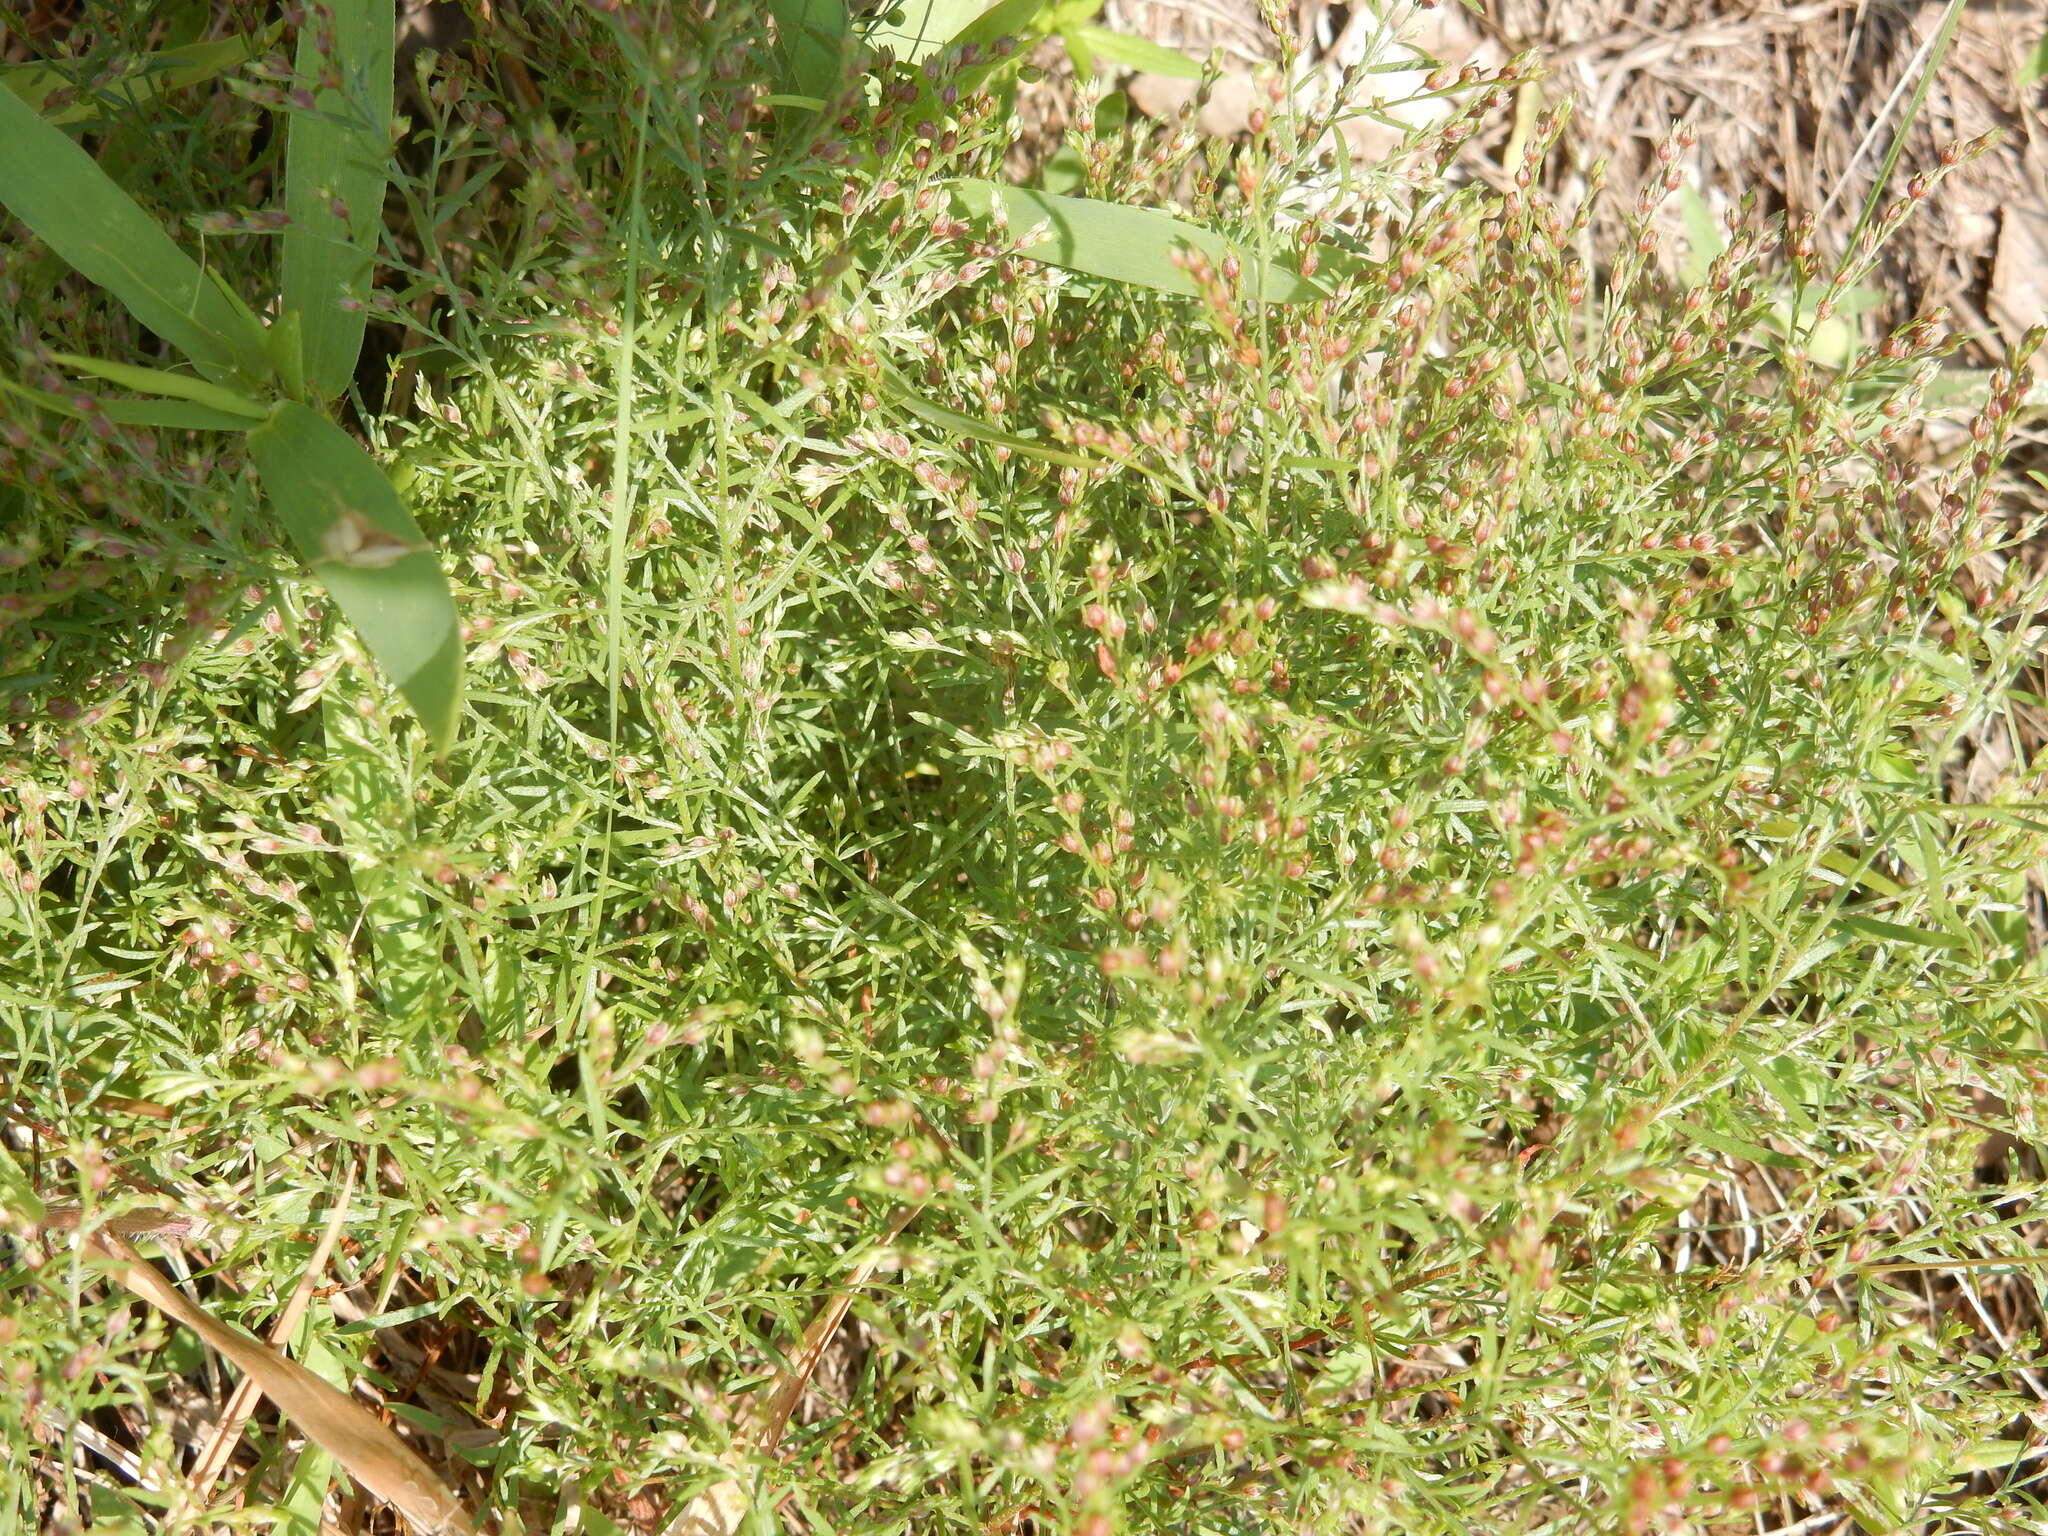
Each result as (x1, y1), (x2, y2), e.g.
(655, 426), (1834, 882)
(4, 4), (2047, 1533)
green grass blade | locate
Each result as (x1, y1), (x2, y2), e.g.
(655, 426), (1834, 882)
(949, 181), (1325, 302)
(1841, 0), (1965, 255)
(945, 0), (1056, 56)
(47, 350), (268, 418)
(249, 402), (463, 753)
(0, 88), (272, 386)
(1832, 913), (1969, 951)
(1066, 24), (1200, 79)
(879, 363), (1100, 468)
(867, 0), (1050, 127)
(1, 365), (259, 430)
(281, 0), (395, 402)
(2022, 32), (2048, 89)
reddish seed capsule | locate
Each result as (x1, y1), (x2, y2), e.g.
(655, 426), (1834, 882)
(1262, 1192), (1287, 1234)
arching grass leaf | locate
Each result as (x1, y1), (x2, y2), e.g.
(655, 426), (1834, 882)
(47, 351), (268, 418)
(249, 402), (463, 754)
(0, 87), (272, 385)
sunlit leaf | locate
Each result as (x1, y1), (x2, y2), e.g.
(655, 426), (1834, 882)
(2022, 33), (2048, 88)
(1065, 23), (1200, 78)
(950, 180), (1325, 302)
(864, 0), (1012, 62)
(1833, 912), (1968, 950)
(249, 402), (463, 753)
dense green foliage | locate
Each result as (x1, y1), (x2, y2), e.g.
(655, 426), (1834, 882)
(3, 4), (2044, 1532)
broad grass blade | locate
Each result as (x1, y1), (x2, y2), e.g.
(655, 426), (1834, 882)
(91, 1232), (475, 1535)
(864, 0), (995, 62)
(950, 181), (1325, 302)
(768, 0), (849, 101)
(869, 0), (1046, 107)
(0, 88), (272, 385)
(943, 0), (1049, 57)
(880, 365), (1099, 468)
(282, 0), (395, 402)
(249, 402), (463, 754)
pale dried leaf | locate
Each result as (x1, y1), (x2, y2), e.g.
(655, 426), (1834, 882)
(191, 1159), (359, 1492)
(90, 1231), (475, 1536)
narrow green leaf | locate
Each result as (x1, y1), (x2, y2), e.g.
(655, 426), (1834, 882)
(0, 88), (272, 385)
(951, 0), (1062, 57)
(267, 306), (308, 393)
(1675, 1120), (1804, 1169)
(2021, 34), (2048, 89)
(274, 1327), (354, 1536)
(1948, 1438), (2033, 1476)
(1067, 23), (1201, 78)
(1676, 185), (1722, 287)
(1832, 913), (1968, 950)
(0, 1145), (46, 1226)
(277, 1439), (337, 1536)
(0, 25), (280, 125)
(1814, 850), (1907, 899)
(0, 366), (258, 430)
(879, 0), (1050, 127)
(47, 350), (268, 418)
(1734, 1048), (1821, 1133)
(878, 363), (1099, 468)
(950, 180), (1324, 302)
(249, 402), (462, 753)
(282, 0), (395, 402)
